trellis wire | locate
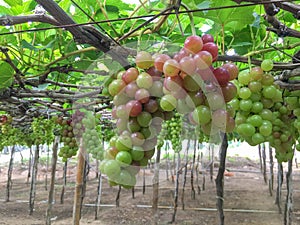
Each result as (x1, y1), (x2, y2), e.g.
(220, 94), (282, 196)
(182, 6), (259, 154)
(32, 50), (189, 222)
(0, 0), (290, 37)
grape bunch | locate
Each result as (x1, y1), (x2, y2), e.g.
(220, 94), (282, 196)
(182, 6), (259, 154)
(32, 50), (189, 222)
(0, 114), (12, 134)
(80, 111), (104, 160)
(56, 116), (78, 162)
(100, 117), (115, 142)
(163, 113), (183, 152)
(101, 34), (239, 187)
(155, 35), (238, 135)
(31, 117), (55, 145)
(0, 120), (19, 151)
(233, 59), (295, 162)
(283, 90), (300, 160)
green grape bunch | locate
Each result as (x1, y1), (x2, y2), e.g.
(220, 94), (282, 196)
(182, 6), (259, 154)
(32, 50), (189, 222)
(164, 113), (183, 152)
(233, 59), (295, 163)
(80, 111), (104, 160)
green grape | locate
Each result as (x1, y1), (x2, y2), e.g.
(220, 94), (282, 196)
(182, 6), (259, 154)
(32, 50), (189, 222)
(164, 113), (182, 152)
(235, 64), (296, 163)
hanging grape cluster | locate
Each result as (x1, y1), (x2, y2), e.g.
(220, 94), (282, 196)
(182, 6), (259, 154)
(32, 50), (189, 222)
(80, 111), (104, 160)
(101, 34), (239, 188)
(56, 116), (79, 162)
(232, 60), (295, 162)
(163, 113), (183, 152)
(0, 115), (25, 150)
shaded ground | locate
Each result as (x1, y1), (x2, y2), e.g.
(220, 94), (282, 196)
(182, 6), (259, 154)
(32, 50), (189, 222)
(0, 155), (300, 225)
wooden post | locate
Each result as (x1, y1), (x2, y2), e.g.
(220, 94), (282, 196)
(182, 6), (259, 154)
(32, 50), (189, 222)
(45, 136), (59, 225)
(215, 133), (228, 225)
(73, 139), (85, 225)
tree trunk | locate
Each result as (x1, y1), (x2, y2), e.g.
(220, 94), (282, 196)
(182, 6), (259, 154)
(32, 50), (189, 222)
(284, 158), (293, 225)
(73, 140), (85, 225)
(262, 143), (268, 184)
(258, 144), (262, 172)
(215, 133), (228, 225)
(5, 145), (15, 202)
(152, 147), (161, 225)
(171, 152), (181, 223)
(209, 145), (214, 182)
(196, 150), (201, 195)
(181, 139), (190, 210)
(29, 145), (40, 215)
(191, 139), (197, 199)
(269, 146), (274, 196)
(45, 136), (60, 225)
(45, 145), (50, 191)
(142, 168), (146, 195)
(95, 171), (102, 220)
(26, 146), (33, 185)
(201, 152), (205, 191)
(166, 143), (170, 181)
(60, 161), (68, 204)
(276, 162), (283, 214)
(116, 185), (121, 207)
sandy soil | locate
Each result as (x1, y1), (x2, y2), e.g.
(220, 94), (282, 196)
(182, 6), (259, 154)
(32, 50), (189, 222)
(1, 152), (300, 225)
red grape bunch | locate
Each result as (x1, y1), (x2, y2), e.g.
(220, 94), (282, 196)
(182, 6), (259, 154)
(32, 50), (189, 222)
(56, 116), (79, 162)
(102, 34), (239, 187)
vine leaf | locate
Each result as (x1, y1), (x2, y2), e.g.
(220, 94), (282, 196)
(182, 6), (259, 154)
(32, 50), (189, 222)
(0, 61), (14, 89)
(195, 0), (255, 31)
(3, 0), (22, 7)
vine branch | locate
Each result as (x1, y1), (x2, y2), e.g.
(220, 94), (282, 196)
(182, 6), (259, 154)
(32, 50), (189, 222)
(0, 14), (60, 26)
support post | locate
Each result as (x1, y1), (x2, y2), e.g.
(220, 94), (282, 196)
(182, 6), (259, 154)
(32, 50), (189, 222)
(45, 136), (59, 225)
(215, 133), (228, 225)
(72, 139), (85, 225)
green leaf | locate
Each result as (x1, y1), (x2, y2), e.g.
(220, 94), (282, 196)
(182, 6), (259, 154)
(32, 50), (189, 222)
(21, 40), (38, 51)
(106, 0), (133, 10)
(195, 0), (255, 31)
(0, 6), (12, 15)
(283, 12), (296, 23)
(36, 83), (49, 90)
(74, 60), (94, 70)
(0, 61), (14, 89)
(3, 0), (22, 7)
(106, 5), (119, 13)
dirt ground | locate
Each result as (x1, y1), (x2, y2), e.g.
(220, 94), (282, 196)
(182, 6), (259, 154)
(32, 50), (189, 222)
(0, 156), (300, 225)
